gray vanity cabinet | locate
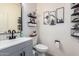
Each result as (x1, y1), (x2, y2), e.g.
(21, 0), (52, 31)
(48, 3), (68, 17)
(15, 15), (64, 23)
(0, 39), (33, 56)
(0, 47), (23, 56)
(11, 45), (33, 56)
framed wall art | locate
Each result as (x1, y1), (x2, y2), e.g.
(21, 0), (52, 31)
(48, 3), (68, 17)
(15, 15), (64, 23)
(56, 7), (64, 23)
(49, 11), (56, 25)
(43, 11), (50, 25)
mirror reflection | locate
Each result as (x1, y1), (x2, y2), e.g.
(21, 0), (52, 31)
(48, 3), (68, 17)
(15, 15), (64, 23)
(0, 3), (22, 34)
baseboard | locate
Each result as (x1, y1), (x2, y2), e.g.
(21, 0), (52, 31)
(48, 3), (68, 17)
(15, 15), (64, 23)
(46, 52), (54, 56)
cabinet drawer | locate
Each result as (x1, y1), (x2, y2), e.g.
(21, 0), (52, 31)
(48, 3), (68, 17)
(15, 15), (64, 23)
(10, 50), (23, 56)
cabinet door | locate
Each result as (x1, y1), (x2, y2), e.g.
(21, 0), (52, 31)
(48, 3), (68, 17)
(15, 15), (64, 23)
(10, 52), (20, 56)
(11, 46), (33, 56)
(0, 51), (21, 56)
(23, 45), (33, 56)
(10, 50), (23, 56)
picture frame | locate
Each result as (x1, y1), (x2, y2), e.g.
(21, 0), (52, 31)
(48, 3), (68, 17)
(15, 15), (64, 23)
(56, 7), (64, 23)
(43, 11), (50, 25)
(49, 11), (56, 25)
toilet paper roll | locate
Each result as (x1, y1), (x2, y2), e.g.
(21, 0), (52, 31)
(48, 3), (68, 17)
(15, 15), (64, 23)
(55, 42), (60, 48)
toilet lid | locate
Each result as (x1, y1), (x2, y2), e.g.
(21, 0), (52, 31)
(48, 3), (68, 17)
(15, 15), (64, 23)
(34, 44), (48, 50)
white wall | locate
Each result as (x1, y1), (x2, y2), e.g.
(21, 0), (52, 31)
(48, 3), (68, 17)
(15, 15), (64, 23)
(37, 3), (79, 56)
(22, 3), (37, 37)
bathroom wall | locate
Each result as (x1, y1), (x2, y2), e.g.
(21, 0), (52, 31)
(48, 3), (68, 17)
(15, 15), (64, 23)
(37, 3), (79, 56)
(22, 3), (37, 37)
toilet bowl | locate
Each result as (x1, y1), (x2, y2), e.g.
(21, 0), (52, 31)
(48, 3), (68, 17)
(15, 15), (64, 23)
(34, 44), (48, 56)
(32, 38), (48, 56)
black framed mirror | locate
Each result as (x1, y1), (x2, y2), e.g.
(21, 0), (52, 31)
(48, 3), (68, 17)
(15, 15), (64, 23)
(0, 3), (22, 37)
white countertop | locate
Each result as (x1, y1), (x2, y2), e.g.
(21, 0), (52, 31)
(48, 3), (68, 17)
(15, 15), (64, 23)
(0, 37), (32, 50)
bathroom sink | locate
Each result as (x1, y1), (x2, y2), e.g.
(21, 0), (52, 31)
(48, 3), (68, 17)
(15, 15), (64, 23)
(0, 37), (32, 50)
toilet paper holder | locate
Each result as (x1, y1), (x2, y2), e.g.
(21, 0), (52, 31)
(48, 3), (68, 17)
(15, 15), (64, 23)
(54, 40), (61, 48)
(55, 40), (60, 43)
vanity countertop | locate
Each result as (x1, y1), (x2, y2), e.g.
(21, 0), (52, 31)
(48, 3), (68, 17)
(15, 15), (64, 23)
(0, 37), (32, 50)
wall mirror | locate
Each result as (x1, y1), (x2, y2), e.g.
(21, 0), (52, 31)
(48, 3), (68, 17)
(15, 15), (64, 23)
(0, 3), (22, 34)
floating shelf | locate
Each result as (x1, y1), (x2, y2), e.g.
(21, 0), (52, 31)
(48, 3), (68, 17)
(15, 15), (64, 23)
(71, 34), (79, 37)
(71, 3), (79, 38)
(71, 12), (79, 16)
(71, 4), (79, 9)
(71, 28), (79, 30)
(28, 23), (37, 27)
(28, 15), (36, 18)
(29, 34), (37, 37)
(71, 20), (79, 22)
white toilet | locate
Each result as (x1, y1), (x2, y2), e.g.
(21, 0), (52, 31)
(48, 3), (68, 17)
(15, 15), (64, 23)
(33, 38), (48, 56)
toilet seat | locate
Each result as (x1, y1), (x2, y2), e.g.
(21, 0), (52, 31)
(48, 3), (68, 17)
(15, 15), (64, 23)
(35, 44), (48, 49)
(34, 44), (48, 53)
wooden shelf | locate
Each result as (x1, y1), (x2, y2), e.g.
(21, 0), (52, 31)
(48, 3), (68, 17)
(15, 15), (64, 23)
(71, 12), (79, 16)
(28, 23), (37, 27)
(71, 18), (79, 22)
(29, 34), (37, 37)
(71, 4), (79, 9)
(71, 3), (79, 38)
(71, 20), (79, 22)
(71, 34), (79, 37)
(71, 28), (79, 30)
(28, 15), (36, 18)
